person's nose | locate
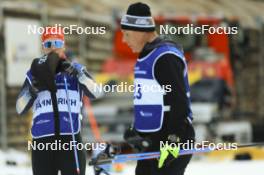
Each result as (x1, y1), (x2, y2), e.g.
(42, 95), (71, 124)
(51, 45), (57, 50)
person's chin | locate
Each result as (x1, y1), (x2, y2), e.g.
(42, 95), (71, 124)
(132, 48), (139, 53)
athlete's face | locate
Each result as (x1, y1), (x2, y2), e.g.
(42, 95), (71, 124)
(122, 30), (147, 53)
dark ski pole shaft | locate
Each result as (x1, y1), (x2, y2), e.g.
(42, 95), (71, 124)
(64, 76), (80, 174)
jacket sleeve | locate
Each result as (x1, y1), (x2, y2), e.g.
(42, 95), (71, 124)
(16, 77), (37, 115)
(154, 53), (189, 138)
(78, 70), (104, 100)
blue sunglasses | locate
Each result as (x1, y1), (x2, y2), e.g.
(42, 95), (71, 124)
(43, 40), (64, 48)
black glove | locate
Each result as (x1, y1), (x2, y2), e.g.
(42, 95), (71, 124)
(60, 61), (77, 76)
(92, 144), (120, 175)
(91, 144), (120, 164)
(60, 61), (89, 78)
(30, 52), (64, 93)
(93, 166), (110, 175)
(123, 127), (151, 152)
(101, 143), (120, 158)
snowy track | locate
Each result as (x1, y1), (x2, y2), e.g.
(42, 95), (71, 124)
(1, 161), (264, 175)
(1, 149), (263, 175)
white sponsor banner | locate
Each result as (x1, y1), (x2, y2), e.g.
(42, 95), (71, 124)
(4, 18), (41, 86)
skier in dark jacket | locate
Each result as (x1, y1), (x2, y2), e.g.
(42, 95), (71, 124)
(120, 2), (195, 175)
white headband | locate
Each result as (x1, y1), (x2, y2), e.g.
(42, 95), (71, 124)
(121, 14), (155, 28)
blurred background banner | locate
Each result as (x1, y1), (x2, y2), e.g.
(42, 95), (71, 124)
(4, 18), (41, 86)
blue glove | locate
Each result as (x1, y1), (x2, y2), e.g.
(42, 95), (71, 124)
(71, 62), (85, 74)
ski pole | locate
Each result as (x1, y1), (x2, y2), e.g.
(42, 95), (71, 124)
(90, 142), (264, 165)
(114, 141), (264, 161)
(64, 76), (80, 174)
(90, 147), (213, 165)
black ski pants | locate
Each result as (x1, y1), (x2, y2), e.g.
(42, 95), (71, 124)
(31, 133), (86, 175)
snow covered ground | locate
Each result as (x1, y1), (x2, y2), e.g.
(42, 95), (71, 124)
(1, 161), (264, 175)
(1, 150), (263, 175)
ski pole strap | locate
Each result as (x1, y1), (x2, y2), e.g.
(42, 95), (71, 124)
(50, 91), (60, 136)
